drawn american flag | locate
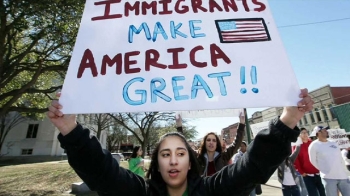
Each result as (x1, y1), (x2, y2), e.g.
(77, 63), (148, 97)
(215, 18), (271, 43)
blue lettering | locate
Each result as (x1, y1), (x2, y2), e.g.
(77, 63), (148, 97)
(170, 21), (188, 39)
(128, 23), (151, 43)
(189, 20), (206, 38)
(151, 77), (172, 103)
(191, 74), (213, 99)
(123, 77), (147, 105)
(172, 76), (189, 101)
(153, 22), (168, 42)
(208, 72), (231, 96)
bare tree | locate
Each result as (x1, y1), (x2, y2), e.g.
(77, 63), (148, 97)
(106, 123), (128, 152)
(0, 112), (26, 155)
(78, 114), (113, 139)
(109, 112), (174, 157)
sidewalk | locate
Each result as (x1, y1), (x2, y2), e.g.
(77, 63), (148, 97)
(264, 179), (281, 189)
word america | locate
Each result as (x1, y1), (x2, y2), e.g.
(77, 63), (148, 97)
(91, 0), (266, 21)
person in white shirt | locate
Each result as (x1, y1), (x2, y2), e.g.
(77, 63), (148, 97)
(341, 148), (350, 171)
(309, 126), (350, 196)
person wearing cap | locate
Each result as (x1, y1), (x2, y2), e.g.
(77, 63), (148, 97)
(293, 128), (326, 196)
(309, 126), (350, 196)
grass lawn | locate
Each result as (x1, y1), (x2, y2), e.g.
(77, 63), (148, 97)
(0, 160), (132, 196)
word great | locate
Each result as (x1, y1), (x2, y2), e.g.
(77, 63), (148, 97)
(123, 72), (232, 105)
(91, 0), (266, 21)
(77, 44), (231, 78)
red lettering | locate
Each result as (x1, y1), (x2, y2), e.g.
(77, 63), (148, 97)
(210, 44), (231, 67)
(252, 0), (266, 12)
(209, 0), (223, 12)
(191, 0), (207, 13)
(242, 0), (250, 12)
(175, 0), (189, 14)
(159, 0), (172, 15)
(222, 0), (238, 12)
(145, 49), (167, 71)
(125, 2), (140, 17)
(91, 0), (123, 21)
(168, 48), (187, 69)
(142, 1), (157, 15)
(101, 54), (122, 75)
(190, 46), (207, 68)
(125, 51), (141, 74)
(77, 49), (98, 78)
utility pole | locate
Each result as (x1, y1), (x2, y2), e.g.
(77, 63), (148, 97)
(244, 108), (252, 144)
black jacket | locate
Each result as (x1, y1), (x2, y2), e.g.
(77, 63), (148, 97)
(197, 123), (245, 176)
(58, 117), (299, 196)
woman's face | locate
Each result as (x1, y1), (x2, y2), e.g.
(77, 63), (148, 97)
(137, 148), (143, 156)
(205, 134), (217, 153)
(158, 136), (190, 189)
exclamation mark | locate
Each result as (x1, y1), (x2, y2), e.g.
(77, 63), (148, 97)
(251, 66), (259, 93)
(240, 66), (247, 94)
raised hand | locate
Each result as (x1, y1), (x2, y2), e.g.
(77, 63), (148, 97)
(175, 113), (182, 127)
(280, 88), (314, 129)
(47, 92), (77, 135)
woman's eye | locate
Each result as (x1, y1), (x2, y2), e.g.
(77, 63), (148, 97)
(162, 153), (170, 157)
(178, 152), (185, 156)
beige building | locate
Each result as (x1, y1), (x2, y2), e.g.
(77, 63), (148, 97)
(1, 113), (106, 157)
(261, 107), (283, 122)
(249, 85), (350, 134)
(251, 111), (263, 124)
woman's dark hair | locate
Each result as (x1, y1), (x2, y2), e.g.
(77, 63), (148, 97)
(146, 132), (200, 184)
(198, 132), (222, 159)
(130, 146), (141, 159)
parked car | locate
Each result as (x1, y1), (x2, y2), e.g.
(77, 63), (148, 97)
(116, 153), (124, 161)
(111, 153), (124, 163)
(122, 152), (132, 160)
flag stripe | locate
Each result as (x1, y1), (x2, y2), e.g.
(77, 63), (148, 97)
(221, 29), (266, 33)
(217, 18), (270, 43)
(222, 33), (267, 37)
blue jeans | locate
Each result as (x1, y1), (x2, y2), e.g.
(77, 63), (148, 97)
(322, 178), (350, 196)
(282, 184), (301, 196)
(282, 185), (301, 196)
(303, 175), (326, 196)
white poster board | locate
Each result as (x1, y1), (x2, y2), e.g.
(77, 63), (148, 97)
(178, 109), (241, 118)
(60, 0), (300, 114)
(328, 129), (350, 148)
(250, 121), (269, 138)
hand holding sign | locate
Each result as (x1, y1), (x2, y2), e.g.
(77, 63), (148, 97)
(175, 113), (182, 127)
(47, 92), (77, 136)
(280, 89), (314, 129)
(239, 109), (245, 124)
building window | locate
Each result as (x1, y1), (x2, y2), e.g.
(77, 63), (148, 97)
(328, 104), (336, 119)
(21, 149), (33, 155)
(303, 115), (308, 124)
(315, 108), (322, 122)
(26, 124), (39, 138)
(299, 120), (303, 125)
(322, 106), (329, 121)
(309, 111), (316, 124)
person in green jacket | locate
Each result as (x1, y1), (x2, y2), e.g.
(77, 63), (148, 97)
(129, 146), (145, 177)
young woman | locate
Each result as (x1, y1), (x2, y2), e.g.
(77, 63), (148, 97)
(196, 114), (245, 176)
(129, 146), (145, 177)
(47, 89), (313, 196)
(278, 137), (303, 196)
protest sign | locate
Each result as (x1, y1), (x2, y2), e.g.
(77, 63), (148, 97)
(60, 0), (300, 114)
(250, 121), (269, 138)
(328, 129), (350, 148)
(178, 109), (242, 118)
